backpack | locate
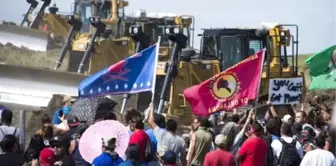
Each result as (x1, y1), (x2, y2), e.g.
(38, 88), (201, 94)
(144, 135), (154, 162)
(264, 136), (276, 166)
(278, 138), (301, 166)
(0, 127), (22, 153)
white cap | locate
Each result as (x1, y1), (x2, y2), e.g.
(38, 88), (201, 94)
(282, 114), (292, 123)
(215, 134), (227, 146)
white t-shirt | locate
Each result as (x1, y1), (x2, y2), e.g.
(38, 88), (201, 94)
(271, 136), (304, 159)
(300, 148), (336, 166)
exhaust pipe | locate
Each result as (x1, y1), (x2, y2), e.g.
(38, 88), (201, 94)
(20, 0), (39, 27)
(77, 17), (106, 74)
(29, 0), (51, 29)
(54, 15), (82, 70)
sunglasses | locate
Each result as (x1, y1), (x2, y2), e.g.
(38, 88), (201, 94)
(51, 144), (61, 148)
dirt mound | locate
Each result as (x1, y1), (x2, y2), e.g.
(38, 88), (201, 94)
(0, 43), (69, 71)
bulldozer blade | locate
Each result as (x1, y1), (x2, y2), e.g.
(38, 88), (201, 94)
(0, 64), (87, 107)
(0, 24), (50, 51)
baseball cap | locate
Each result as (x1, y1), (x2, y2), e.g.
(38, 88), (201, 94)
(282, 114), (292, 123)
(50, 135), (70, 148)
(40, 148), (55, 166)
(215, 134), (228, 147)
(67, 116), (80, 127)
(63, 96), (76, 104)
(161, 150), (177, 164)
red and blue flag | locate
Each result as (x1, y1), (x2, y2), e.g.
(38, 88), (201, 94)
(78, 44), (159, 97)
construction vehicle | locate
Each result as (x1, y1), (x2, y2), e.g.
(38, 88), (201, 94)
(0, 0), (94, 51)
(152, 23), (305, 125)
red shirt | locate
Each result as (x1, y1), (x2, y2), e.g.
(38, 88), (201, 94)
(204, 149), (236, 166)
(128, 129), (149, 161)
(238, 137), (267, 166)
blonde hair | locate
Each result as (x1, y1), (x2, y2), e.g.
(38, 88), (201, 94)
(36, 123), (53, 138)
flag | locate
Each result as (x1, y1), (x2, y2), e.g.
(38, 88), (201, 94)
(78, 44), (159, 97)
(183, 50), (265, 116)
(305, 45), (336, 90)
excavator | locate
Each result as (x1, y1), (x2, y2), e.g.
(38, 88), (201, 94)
(0, 0), (93, 51)
(151, 23), (305, 125)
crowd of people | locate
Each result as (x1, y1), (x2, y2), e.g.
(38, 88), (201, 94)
(0, 96), (335, 166)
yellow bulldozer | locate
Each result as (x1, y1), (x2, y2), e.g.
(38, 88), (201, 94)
(151, 23), (306, 125)
(0, 0), (96, 51)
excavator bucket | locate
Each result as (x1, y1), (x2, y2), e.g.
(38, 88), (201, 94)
(0, 64), (87, 107)
(0, 23), (50, 51)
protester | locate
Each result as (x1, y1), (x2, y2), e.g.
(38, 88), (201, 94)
(119, 144), (147, 166)
(69, 123), (91, 166)
(300, 132), (336, 166)
(92, 137), (124, 166)
(295, 111), (308, 126)
(53, 96), (76, 125)
(124, 108), (142, 135)
(66, 115), (81, 140)
(24, 115), (53, 163)
(128, 118), (152, 162)
(236, 122), (267, 166)
(147, 103), (187, 166)
(187, 117), (213, 166)
(0, 134), (24, 166)
(50, 135), (75, 166)
(0, 108), (22, 153)
(204, 134), (236, 166)
(146, 113), (166, 155)
(271, 122), (303, 166)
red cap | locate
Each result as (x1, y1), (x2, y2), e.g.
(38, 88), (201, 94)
(39, 148), (55, 166)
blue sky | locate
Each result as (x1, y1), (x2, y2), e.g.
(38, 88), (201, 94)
(0, 0), (335, 54)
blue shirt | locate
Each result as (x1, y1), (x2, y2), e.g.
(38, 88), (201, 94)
(53, 108), (62, 124)
(92, 152), (123, 166)
(146, 128), (166, 154)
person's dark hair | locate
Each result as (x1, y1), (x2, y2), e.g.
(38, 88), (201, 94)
(153, 113), (166, 128)
(315, 132), (328, 149)
(266, 118), (280, 136)
(1, 109), (13, 125)
(196, 117), (211, 128)
(166, 119), (177, 133)
(281, 122), (293, 136)
(0, 134), (17, 152)
(134, 119), (144, 130)
(41, 114), (51, 125)
(126, 144), (141, 162)
(292, 123), (302, 135)
(251, 122), (263, 135)
(104, 111), (117, 120)
(231, 114), (239, 123)
(314, 114), (325, 129)
(124, 108), (142, 123)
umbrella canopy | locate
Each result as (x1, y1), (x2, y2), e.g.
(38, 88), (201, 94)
(79, 120), (130, 163)
(69, 96), (117, 125)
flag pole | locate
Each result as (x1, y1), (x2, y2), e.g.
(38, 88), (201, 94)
(151, 36), (161, 101)
(144, 36), (161, 122)
(253, 49), (266, 116)
(120, 38), (146, 115)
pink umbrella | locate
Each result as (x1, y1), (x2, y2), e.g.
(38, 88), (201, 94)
(79, 120), (130, 163)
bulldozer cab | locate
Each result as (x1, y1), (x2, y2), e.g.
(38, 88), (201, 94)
(200, 28), (266, 71)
